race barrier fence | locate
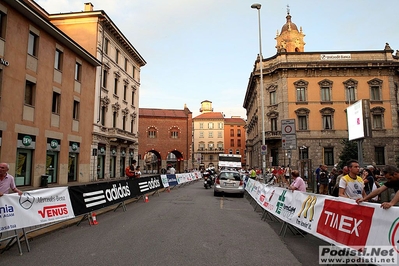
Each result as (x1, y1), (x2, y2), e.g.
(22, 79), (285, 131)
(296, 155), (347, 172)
(245, 178), (399, 255)
(0, 172), (201, 255)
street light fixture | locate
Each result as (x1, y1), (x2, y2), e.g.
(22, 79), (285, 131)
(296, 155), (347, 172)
(251, 3), (266, 176)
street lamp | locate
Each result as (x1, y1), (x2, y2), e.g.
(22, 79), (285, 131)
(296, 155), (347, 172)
(251, 3), (266, 176)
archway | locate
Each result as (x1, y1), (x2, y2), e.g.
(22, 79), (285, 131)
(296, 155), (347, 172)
(143, 150), (161, 174)
(167, 150), (184, 173)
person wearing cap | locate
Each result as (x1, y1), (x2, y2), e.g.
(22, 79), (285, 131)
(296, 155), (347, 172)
(356, 165), (399, 209)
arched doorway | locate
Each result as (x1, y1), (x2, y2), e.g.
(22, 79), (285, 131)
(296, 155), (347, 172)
(167, 150), (183, 173)
(143, 150), (161, 174)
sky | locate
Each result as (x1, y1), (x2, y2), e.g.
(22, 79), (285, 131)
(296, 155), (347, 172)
(36, 0), (399, 119)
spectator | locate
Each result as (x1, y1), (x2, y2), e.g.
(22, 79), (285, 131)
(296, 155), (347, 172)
(288, 170), (306, 192)
(332, 166), (348, 197)
(339, 160), (365, 200)
(135, 166), (142, 178)
(0, 163), (23, 197)
(362, 168), (376, 196)
(249, 168), (257, 179)
(315, 165), (322, 193)
(125, 160), (136, 179)
(169, 166), (176, 175)
(357, 165), (399, 209)
(318, 165), (329, 195)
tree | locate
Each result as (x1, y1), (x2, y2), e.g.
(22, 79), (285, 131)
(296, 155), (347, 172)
(337, 139), (358, 169)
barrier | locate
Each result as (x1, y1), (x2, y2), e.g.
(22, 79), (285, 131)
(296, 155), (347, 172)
(0, 172), (201, 255)
(245, 178), (399, 252)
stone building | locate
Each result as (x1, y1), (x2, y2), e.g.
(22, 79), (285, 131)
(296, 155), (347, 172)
(224, 117), (247, 166)
(0, 0), (100, 186)
(244, 10), (399, 172)
(193, 100), (246, 170)
(47, 3), (146, 180)
(138, 106), (192, 173)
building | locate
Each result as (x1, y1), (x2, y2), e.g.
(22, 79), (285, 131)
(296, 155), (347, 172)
(47, 3), (146, 179)
(244, 10), (399, 172)
(138, 106), (192, 173)
(192, 100), (247, 170)
(224, 116), (246, 166)
(0, 0), (100, 186)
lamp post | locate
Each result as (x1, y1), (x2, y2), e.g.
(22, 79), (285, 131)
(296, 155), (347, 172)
(251, 3), (266, 177)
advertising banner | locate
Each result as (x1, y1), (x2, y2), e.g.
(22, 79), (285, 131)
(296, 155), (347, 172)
(0, 187), (74, 233)
(245, 178), (399, 253)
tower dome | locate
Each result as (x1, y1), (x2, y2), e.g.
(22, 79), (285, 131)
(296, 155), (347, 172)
(275, 6), (305, 53)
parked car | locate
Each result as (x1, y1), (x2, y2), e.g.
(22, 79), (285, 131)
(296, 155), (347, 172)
(214, 170), (244, 197)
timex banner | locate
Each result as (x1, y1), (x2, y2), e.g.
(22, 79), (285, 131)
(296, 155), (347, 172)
(68, 176), (163, 216)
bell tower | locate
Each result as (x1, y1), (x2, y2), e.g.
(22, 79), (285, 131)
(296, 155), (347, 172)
(275, 5), (305, 53)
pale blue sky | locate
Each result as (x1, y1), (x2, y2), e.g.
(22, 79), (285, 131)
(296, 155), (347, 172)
(36, 0), (399, 119)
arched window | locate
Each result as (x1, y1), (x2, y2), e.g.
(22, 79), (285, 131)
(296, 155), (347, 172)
(147, 126), (157, 138)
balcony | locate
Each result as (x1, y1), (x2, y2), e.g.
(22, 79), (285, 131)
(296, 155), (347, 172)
(265, 130), (282, 140)
(107, 128), (137, 144)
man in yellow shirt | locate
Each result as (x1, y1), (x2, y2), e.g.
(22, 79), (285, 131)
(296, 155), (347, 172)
(339, 159), (366, 200)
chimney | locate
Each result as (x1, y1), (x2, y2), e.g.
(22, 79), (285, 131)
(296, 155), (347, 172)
(84, 2), (94, 11)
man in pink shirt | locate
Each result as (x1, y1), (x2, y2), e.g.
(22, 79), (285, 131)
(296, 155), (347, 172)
(0, 162), (23, 197)
(288, 170), (306, 192)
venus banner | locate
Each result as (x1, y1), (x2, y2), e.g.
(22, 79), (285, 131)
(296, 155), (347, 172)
(245, 178), (399, 253)
(0, 187), (74, 233)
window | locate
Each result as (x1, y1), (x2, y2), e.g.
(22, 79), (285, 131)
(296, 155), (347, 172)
(218, 131), (222, 138)
(114, 78), (118, 95)
(208, 143), (214, 150)
(230, 129), (234, 137)
(208, 122), (214, 129)
(122, 115), (126, 131)
(199, 131), (204, 138)
(199, 142), (205, 151)
(371, 107), (385, 129)
(270, 91), (277, 105)
(236, 149), (240, 155)
(229, 149), (233, 154)
(230, 139), (234, 147)
(25, 80), (35, 106)
(75, 62), (82, 82)
(320, 107), (335, 130)
(208, 131), (213, 138)
(170, 127), (179, 139)
(271, 118), (278, 131)
(374, 147), (385, 165)
(294, 79), (308, 102)
(54, 49), (63, 70)
(171, 131), (178, 138)
(104, 38), (109, 55)
(124, 58), (128, 71)
(102, 69), (108, 88)
(131, 89), (135, 105)
(209, 155), (214, 161)
(347, 86), (356, 102)
(322, 115), (332, 130)
(372, 114), (383, 129)
(321, 87), (331, 101)
(123, 85), (127, 100)
(52, 91), (61, 114)
(217, 143), (223, 151)
(112, 112), (117, 128)
(298, 115), (308, 130)
(148, 127), (157, 138)
(101, 106), (106, 126)
(319, 79), (333, 102)
(218, 123), (223, 129)
(237, 129), (241, 137)
(28, 31), (39, 56)
(115, 49), (119, 64)
(0, 11), (7, 39)
(323, 148), (334, 166)
(73, 100), (79, 120)
(199, 123), (203, 129)
(132, 65), (136, 79)
(296, 87), (306, 102)
(368, 79), (382, 101)
(237, 139), (241, 147)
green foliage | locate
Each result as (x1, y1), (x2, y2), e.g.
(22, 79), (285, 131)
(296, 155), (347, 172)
(337, 139), (358, 169)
